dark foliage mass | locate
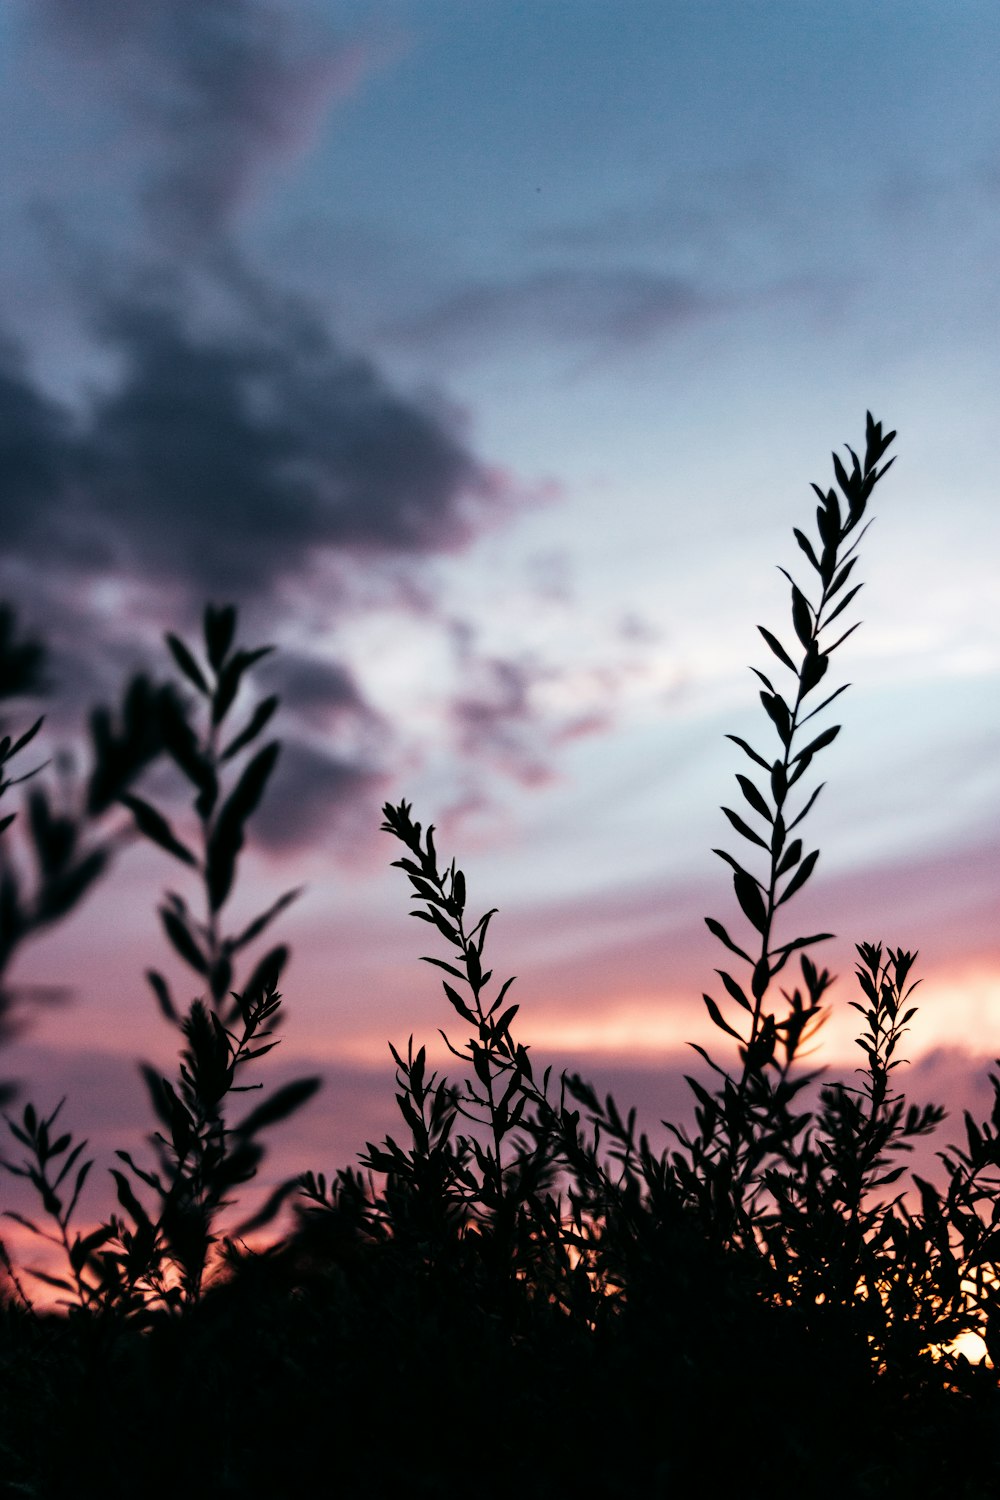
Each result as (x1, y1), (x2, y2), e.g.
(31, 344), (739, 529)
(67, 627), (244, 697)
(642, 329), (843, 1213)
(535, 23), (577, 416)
(2, 416), (1000, 1497)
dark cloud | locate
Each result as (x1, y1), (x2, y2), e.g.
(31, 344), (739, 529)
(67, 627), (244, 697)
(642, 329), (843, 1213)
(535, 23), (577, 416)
(263, 653), (369, 728)
(83, 281), (504, 595)
(252, 737), (387, 855)
(248, 652), (390, 854)
(0, 265), (507, 617)
(32, 0), (378, 243)
(384, 267), (715, 360)
(0, 338), (79, 552)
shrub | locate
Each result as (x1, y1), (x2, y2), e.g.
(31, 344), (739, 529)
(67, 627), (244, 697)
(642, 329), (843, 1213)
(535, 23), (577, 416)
(2, 415), (999, 1498)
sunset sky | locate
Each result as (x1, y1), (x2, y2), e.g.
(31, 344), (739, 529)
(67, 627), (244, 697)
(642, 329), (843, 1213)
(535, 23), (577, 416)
(0, 0), (997, 1248)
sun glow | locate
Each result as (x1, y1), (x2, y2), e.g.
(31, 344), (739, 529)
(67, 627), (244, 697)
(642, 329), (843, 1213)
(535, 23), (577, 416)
(522, 996), (696, 1056)
(944, 1329), (990, 1366)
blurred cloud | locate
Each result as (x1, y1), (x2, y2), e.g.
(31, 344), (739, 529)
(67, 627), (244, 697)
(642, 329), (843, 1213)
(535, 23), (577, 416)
(84, 283), (502, 589)
(0, 265), (511, 615)
(445, 620), (622, 792)
(30, 0), (386, 244)
(449, 638), (553, 788)
(253, 737), (388, 855)
(384, 266), (717, 361)
(248, 650), (391, 855)
(0, 243), (541, 833)
(524, 164), (789, 258)
(0, 337), (81, 554)
(264, 651), (371, 728)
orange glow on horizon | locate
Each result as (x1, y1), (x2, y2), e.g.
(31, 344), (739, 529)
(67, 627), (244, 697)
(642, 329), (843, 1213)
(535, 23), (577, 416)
(817, 960), (1000, 1066)
(286, 958), (1000, 1071)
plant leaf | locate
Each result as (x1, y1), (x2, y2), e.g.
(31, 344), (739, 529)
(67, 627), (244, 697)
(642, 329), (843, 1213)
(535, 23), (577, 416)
(220, 696), (280, 763)
(234, 1077), (322, 1136)
(165, 634), (209, 695)
(778, 849), (819, 905)
(757, 627), (796, 672)
(229, 888), (304, 953)
(704, 916), (752, 962)
(204, 604), (237, 672)
(760, 691), (792, 747)
(715, 969), (752, 1012)
(736, 775), (773, 824)
(725, 735), (770, 771)
(824, 583), (864, 627)
(793, 528), (820, 571)
(734, 870), (768, 932)
(792, 725), (840, 763)
(703, 993), (745, 1041)
(120, 795), (198, 867)
(791, 585), (814, 649)
(206, 741), (280, 911)
(776, 838), (803, 876)
(159, 908), (208, 975)
(721, 806), (770, 851)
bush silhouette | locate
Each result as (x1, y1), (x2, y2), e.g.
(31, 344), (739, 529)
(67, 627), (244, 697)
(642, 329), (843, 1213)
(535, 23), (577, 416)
(2, 414), (1000, 1498)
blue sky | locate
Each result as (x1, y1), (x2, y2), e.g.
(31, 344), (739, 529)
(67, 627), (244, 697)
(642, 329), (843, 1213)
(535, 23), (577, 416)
(0, 0), (997, 1260)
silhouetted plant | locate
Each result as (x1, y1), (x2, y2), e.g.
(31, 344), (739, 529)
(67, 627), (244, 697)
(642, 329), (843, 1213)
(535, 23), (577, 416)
(5, 418), (1000, 1499)
(688, 412), (898, 1235)
(300, 800), (571, 1326)
(119, 606), (320, 1286)
(1, 606), (319, 1318)
(0, 604), (49, 839)
(758, 944), (953, 1365)
(0, 607), (175, 1062)
(549, 416), (902, 1334)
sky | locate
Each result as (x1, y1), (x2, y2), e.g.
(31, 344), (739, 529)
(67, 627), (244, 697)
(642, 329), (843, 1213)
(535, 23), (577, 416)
(0, 0), (998, 1265)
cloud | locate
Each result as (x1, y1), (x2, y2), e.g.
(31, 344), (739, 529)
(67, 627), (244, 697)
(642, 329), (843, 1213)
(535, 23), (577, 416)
(84, 291), (494, 592)
(263, 652), (370, 729)
(0, 263), (510, 618)
(252, 737), (388, 855)
(443, 622), (623, 796)
(0, 337), (81, 555)
(525, 164), (789, 255)
(246, 651), (392, 855)
(0, 252), (538, 816)
(384, 267), (715, 361)
(449, 643), (551, 788)
(31, 0), (383, 243)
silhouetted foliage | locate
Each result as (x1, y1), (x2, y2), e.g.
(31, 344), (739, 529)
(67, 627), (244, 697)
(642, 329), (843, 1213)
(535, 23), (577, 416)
(0, 608), (177, 1076)
(2, 417), (1000, 1498)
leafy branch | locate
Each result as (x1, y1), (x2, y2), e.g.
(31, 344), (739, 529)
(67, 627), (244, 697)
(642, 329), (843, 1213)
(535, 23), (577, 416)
(694, 412), (897, 1229)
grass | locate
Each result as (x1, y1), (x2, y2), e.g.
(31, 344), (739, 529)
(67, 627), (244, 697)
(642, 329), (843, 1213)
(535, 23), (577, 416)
(1, 413), (999, 1497)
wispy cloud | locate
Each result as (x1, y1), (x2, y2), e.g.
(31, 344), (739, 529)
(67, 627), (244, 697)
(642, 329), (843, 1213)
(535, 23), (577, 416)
(524, 164), (789, 258)
(30, 0), (388, 244)
(444, 619), (624, 795)
(384, 266), (717, 362)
